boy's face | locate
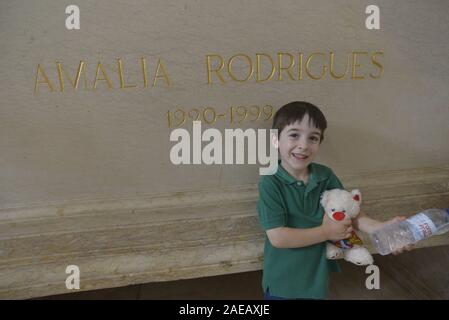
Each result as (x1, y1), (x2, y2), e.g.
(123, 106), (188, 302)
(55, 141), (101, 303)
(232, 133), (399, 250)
(274, 114), (322, 178)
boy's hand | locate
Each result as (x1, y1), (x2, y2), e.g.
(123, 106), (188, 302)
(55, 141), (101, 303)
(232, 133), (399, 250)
(373, 216), (415, 255)
(321, 214), (353, 241)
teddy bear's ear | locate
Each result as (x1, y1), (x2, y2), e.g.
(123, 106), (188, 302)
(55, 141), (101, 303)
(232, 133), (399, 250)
(320, 190), (330, 206)
(351, 189), (362, 204)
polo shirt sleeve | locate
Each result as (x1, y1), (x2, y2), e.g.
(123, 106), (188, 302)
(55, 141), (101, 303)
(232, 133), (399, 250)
(257, 177), (287, 231)
(327, 169), (344, 190)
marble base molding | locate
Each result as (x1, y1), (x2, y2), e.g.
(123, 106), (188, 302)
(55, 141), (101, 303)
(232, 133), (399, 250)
(1, 166), (449, 299)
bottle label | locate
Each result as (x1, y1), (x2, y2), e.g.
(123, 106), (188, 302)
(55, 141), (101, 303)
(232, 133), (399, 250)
(407, 213), (437, 241)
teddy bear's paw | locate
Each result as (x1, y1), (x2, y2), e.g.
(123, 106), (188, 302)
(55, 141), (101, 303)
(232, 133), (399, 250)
(326, 243), (343, 260)
(344, 247), (374, 266)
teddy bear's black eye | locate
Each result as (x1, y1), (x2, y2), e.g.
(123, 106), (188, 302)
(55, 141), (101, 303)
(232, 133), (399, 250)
(331, 208), (335, 212)
(343, 210), (346, 213)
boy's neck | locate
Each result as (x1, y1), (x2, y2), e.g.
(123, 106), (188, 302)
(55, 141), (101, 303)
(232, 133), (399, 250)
(280, 161), (310, 183)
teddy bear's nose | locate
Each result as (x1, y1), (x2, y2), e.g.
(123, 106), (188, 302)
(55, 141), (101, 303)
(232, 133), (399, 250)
(332, 211), (346, 221)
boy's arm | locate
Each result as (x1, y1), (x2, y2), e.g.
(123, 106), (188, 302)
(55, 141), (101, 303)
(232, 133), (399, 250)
(266, 214), (352, 249)
(353, 210), (409, 234)
(258, 175), (351, 249)
(353, 210), (414, 254)
(267, 226), (327, 249)
(352, 210), (384, 234)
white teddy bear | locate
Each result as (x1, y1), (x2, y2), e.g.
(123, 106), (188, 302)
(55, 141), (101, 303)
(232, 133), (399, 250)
(320, 189), (374, 266)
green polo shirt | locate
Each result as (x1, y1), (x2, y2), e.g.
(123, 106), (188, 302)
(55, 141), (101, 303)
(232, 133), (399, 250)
(257, 162), (344, 299)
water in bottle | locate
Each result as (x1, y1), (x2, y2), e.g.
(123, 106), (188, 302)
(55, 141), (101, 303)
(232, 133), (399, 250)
(370, 208), (449, 255)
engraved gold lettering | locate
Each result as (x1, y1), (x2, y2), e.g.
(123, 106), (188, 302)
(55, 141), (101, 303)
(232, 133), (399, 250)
(152, 59), (171, 87)
(93, 62), (113, 89)
(329, 52), (349, 80)
(370, 51), (384, 79)
(256, 53), (275, 82)
(277, 53), (295, 81)
(305, 53), (327, 80)
(117, 58), (137, 89)
(206, 55), (226, 84)
(141, 57), (148, 88)
(351, 52), (368, 79)
(228, 54), (254, 82)
(56, 61), (88, 92)
(298, 53), (303, 80)
(34, 64), (54, 93)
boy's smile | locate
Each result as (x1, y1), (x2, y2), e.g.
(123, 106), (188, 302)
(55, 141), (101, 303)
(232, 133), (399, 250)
(291, 152), (309, 160)
(274, 114), (322, 181)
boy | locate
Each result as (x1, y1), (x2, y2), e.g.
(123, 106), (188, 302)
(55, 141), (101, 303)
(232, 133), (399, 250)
(257, 101), (412, 300)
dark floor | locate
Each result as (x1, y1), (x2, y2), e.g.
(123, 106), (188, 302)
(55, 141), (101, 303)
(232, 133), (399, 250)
(38, 245), (449, 300)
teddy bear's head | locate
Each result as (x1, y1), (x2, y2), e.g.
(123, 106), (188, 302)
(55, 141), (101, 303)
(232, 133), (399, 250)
(320, 189), (362, 221)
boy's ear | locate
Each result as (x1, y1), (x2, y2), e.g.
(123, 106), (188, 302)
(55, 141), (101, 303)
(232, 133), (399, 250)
(271, 133), (279, 149)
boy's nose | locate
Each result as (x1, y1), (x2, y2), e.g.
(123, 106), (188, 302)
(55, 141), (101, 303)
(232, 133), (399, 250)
(297, 139), (308, 150)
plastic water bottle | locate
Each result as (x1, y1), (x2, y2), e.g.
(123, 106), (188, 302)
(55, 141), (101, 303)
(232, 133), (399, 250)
(370, 208), (449, 255)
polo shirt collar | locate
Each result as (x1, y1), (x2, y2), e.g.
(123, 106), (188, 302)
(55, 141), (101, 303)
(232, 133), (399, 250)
(275, 161), (328, 185)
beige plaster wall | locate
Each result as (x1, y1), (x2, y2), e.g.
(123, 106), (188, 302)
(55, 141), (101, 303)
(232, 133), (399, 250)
(1, 0), (448, 208)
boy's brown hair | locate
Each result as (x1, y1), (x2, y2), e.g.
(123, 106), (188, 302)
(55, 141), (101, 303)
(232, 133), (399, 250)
(272, 101), (327, 142)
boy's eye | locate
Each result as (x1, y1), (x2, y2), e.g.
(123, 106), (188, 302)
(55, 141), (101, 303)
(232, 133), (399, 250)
(310, 136), (320, 142)
(289, 134), (299, 138)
